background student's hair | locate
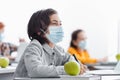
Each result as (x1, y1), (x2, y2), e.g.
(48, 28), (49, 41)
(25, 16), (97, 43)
(0, 22), (4, 29)
(70, 29), (83, 48)
(27, 8), (57, 44)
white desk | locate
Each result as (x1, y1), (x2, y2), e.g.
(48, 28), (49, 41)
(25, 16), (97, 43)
(0, 66), (16, 80)
(2, 63), (120, 80)
(14, 75), (101, 80)
(85, 62), (117, 66)
(94, 65), (115, 70)
(14, 75), (120, 80)
(14, 69), (120, 80)
(0, 66), (16, 74)
(86, 70), (120, 80)
(86, 62), (117, 70)
(102, 76), (120, 80)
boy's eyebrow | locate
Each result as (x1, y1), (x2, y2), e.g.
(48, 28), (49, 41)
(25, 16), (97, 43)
(51, 20), (62, 23)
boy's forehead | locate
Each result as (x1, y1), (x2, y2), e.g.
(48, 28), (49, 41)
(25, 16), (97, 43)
(78, 32), (87, 38)
(50, 14), (61, 22)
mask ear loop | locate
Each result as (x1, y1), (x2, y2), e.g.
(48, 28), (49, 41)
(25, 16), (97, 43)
(40, 28), (46, 34)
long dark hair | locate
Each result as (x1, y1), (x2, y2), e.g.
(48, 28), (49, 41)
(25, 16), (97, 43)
(27, 8), (57, 44)
(70, 29), (84, 49)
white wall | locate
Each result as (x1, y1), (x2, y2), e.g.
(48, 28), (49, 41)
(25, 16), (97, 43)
(0, 0), (120, 61)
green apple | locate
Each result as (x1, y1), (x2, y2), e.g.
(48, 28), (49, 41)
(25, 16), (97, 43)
(0, 57), (9, 68)
(116, 54), (120, 61)
(64, 61), (80, 76)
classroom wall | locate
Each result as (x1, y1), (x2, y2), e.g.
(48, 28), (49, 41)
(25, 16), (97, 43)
(0, 0), (120, 61)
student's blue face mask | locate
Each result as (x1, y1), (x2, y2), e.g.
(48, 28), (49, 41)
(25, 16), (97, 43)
(46, 26), (64, 44)
(78, 40), (87, 50)
(0, 33), (4, 42)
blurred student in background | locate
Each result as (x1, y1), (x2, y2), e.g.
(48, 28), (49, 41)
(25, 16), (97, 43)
(0, 22), (18, 61)
(0, 22), (5, 41)
(68, 29), (107, 64)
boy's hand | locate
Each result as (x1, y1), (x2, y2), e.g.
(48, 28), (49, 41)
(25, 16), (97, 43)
(80, 63), (88, 74)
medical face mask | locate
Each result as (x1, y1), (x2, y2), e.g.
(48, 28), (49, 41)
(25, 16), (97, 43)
(0, 33), (4, 42)
(78, 40), (87, 50)
(46, 26), (64, 44)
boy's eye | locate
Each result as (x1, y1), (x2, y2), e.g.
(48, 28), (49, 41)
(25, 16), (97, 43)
(51, 23), (58, 25)
(52, 23), (57, 24)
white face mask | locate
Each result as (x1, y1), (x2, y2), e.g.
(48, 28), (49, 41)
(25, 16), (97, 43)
(0, 33), (4, 42)
(46, 26), (64, 43)
(78, 40), (87, 50)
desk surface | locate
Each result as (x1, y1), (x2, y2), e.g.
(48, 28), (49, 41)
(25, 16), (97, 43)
(94, 65), (115, 70)
(102, 76), (120, 80)
(86, 70), (120, 76)
(14, 75), (120, 80)
(14, 75), (101, 80)
(86, 62), (117, 66)
(0, 66), (16, 74)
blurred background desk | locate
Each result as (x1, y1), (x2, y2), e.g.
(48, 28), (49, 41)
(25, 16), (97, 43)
(0, 66), (16, 80)
(86, 62), (117, 70)
(102, 76), (120, 80)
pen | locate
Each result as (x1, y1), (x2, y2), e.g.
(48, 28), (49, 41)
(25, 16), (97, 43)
(73, 54), (79, 63)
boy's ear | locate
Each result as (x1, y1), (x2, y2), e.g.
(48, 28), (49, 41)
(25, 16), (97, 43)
(37, 32), (41, 35)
